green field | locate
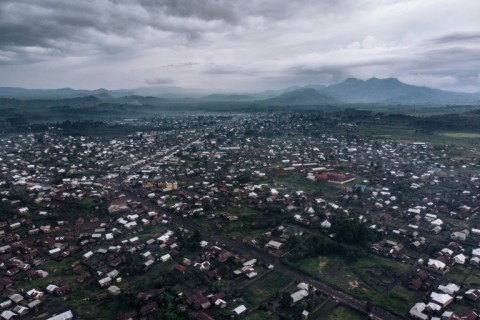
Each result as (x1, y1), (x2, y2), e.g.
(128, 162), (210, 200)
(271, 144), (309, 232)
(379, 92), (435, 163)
(326, 305), (366, 320)
(441, 132), (480, 138)
(296, 255), (416, 317)
(241, 272), (293, 307)
(244, 311), (274, 320)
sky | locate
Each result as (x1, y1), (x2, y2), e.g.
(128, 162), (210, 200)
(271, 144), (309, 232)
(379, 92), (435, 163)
(1, 0), (480, 92)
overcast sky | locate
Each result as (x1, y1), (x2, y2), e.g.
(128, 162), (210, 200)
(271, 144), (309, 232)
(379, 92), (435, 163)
(1, 0), (480, 92)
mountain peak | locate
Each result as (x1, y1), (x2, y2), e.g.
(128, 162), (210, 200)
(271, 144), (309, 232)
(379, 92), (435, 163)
(366, 77), (401, 83)
(343, 77), (364, 83)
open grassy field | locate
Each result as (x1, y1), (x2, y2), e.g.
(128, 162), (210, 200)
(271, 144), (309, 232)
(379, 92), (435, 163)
(241, 271), (293, 307)
(244, 311), (274, 320)
(273, 172), (343, 198)
(441, 132), (480, 138)
(296, 254), (417, 317)
(325, 305), (366, 320)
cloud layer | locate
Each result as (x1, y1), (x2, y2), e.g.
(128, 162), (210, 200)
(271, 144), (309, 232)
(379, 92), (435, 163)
(1, 0), (480, 92)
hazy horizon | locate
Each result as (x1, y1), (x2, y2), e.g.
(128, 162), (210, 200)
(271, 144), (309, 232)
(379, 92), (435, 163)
(1, 1), (480, 92)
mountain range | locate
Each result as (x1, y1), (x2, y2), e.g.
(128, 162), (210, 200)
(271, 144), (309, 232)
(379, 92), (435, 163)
(1, 78), (480, 106)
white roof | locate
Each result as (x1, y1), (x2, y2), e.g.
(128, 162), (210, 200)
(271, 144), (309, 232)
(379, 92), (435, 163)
(428, 259), (446, 270)
(441, 248), (453, 255)
(291, 289), (309, 303)
(233, 305), (247, 315)
(454, 254), (466, 264)
(430, 292), (453, 305)
(160, 254), (171, 261)
(426, 302), (442, 311)
(47, 310), (74, 320)
(411, 302), (426, 312)
(297, 282), (309, 291)
(0, 311), (17, 320)
(438, 283), (460, 295)
(267, 240), (283, 249)
(46, 284), (59, 292)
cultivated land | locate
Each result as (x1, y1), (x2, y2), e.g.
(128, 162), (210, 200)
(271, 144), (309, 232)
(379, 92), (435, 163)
(1, 106), (480, 319)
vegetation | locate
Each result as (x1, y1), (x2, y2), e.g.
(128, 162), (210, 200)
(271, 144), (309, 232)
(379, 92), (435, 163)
(326, 306), (366, 320)
(241, 272), (293, 307)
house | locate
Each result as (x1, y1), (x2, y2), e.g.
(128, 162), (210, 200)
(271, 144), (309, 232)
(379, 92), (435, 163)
(472, 248), (480, 257)
(8, 293), (23, 304)
(116, 310), (137, 320)
(266, 240), (283, 250)
(291, 289), (309, 304)
(47, 310), (74, 320)
(108, 199), (129, 214)
(232, 305), (247, 316)
(408, 278), (423, 291)
(98, 276), (112, 287)
(438, 283), (460, 295)
(428, 259), (447, 272)
(140, 302), (158, 316)
(0, 311), (17, 320)
(409, 303), (428, 320)
(430, 292), (454, 307)
(196, 312), (215, 320)
(12, 306), (28, 317)
(83, 251), (94, 260)
(471, 256), (480, 266)
(465, 289), (480, 301)
(462, 310), (479, 320)
(454, 254), (467, 265)
(54, 285), (71, 296)
(160, 254), (171, 262)
(193, 297), (211, 310)
(27, 299), (42, 310)
(321, 220), (332, 229)
(0, 301), (12, 309)
(108, 285), (121, 296)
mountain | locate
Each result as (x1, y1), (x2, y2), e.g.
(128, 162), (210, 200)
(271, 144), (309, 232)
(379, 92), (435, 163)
(2, 78), (480, 106)
(201, 94), (255, 101)
(265, 78), (480, 106)
(264, 87), (337, 105)
(117, 86), (207, 99)
(0, 87), (115, 99)
(321, 77), (477, 104)
(0, 86), (205, 100)
(112, 95), (166, 105)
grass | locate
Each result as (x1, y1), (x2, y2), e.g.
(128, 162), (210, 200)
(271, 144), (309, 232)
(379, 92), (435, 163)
(449, 301), (478, 315)
(441, 132), (480, 138)
(274, 173), (326, 194)
(309, 297), (337, 319)
(241, 272), (293, 307)
(295, 254), (416, 317)
(244, 311), (274, 320)
(326, 305), (366, 320)
(446, 265), (472, 285)
(222, 206), (260, 217)
(273, 173), (342, 199)
(374, 286), (417, 317)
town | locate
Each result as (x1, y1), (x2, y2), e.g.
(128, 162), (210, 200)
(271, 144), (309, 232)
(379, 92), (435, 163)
(1, 111), (480, 320)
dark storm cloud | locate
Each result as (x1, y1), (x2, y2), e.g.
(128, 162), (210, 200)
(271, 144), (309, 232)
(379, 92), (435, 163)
(162, 62), (198, 68)
(203, 64), (258, 75)
(0, 0), (479, 91)
(432, 32), (480, 44)
(144, 77), (173, 85)
(0, 0), (350, 56)
(137, 0), (240, 24)
(0, 0), (245, 60)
